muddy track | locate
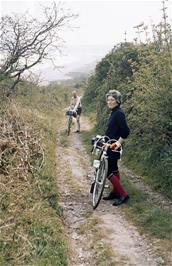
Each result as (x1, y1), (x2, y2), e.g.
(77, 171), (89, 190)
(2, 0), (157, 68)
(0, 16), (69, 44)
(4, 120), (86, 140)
(56, 116), (167, 266)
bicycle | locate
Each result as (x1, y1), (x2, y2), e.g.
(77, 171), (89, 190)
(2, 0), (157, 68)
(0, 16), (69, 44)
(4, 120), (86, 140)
(90, 135), (122, 209)
(65, 109), (77, 136)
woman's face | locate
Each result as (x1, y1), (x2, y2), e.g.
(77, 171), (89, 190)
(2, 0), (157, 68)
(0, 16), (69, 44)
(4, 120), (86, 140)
(107, 96), (118, 109)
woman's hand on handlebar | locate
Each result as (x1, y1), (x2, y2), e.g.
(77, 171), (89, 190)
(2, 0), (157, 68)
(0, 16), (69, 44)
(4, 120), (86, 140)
(102, 141), (121, 151)
(111, 141), (121, 150)
(102, 143), (110, 150)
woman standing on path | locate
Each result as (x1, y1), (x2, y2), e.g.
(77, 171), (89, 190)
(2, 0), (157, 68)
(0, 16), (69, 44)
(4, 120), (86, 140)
(103, 89), (130, 206)
(70, 90), (82, 133)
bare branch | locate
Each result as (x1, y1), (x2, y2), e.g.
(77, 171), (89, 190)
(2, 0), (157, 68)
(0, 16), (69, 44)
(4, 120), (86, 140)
(0, 2), (77, 93)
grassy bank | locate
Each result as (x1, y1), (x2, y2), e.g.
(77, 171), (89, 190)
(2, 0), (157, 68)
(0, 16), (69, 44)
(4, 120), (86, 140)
(0, 83), (71, 265)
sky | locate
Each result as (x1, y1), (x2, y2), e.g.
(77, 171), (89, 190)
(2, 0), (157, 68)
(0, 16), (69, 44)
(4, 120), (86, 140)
(0, 0), (172, 83)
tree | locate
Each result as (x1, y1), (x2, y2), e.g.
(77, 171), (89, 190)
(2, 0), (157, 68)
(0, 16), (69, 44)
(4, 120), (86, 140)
(0, 2), (76, 94)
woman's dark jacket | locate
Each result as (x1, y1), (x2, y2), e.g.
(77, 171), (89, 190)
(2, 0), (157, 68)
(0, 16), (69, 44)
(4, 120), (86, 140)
(105, 105), (130, 170)
(105, 105), (130, 140)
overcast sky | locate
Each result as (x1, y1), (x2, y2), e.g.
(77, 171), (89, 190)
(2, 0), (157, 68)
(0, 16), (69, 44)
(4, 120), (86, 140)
(1, 0), (172, 82)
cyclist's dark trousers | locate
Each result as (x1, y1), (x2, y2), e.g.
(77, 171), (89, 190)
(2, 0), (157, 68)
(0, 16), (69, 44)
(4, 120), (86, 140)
(107, 152), (127, 198)
(107, 149), (120, 177)
(76, 107), (82, 131)
(76, 107), (82, 116)
(107, 157), (118, 177)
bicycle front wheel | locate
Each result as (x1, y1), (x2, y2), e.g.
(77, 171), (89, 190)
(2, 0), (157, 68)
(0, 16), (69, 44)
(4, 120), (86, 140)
(92, 157), (108, 209)
(67, 116), (72, 136)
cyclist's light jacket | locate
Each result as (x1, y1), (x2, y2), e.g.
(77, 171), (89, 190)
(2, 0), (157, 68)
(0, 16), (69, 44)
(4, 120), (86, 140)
(71, 96), (82, 111)
(105, 105), (130, 140)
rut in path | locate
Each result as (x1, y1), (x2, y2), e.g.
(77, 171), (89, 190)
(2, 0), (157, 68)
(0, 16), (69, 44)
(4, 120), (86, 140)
(55, 116), (168, 266)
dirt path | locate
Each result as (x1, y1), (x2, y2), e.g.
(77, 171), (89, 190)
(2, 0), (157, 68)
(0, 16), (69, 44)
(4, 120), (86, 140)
(56, 116), (167, 266)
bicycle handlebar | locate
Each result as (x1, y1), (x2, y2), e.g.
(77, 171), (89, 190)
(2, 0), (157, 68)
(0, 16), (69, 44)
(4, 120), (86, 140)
(91, 135), (122, 154)
(65, 109), (77, 116)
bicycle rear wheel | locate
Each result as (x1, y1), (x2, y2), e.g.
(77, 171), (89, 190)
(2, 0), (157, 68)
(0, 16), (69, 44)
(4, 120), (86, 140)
(67, 116), (72, 136)
(92, 157), (108, 209)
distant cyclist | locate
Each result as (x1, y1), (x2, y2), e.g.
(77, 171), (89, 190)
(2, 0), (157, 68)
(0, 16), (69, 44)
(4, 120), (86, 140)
(103, 89), (130, 206)
(70, 90), (82, 133)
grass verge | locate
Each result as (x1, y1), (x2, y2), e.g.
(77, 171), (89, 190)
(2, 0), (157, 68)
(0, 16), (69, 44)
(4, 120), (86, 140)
(0, 84), (71, 265)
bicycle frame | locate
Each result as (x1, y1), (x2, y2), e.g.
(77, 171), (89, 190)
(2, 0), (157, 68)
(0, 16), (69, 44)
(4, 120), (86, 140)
(91, 135), (122, 209)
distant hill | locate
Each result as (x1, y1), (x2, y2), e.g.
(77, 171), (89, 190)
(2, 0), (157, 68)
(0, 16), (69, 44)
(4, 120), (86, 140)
(37, 44), (112, 84)
(69, 60), (97, 74)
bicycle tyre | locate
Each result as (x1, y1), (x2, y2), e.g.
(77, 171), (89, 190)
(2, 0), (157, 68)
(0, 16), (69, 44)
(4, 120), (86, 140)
(67, 116), (72, 136)
(92, 157), (108, 209)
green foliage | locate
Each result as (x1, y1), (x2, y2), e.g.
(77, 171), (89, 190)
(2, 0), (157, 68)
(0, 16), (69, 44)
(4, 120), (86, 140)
(82, 75), (99, 113)
(83, 38), (172, 198)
